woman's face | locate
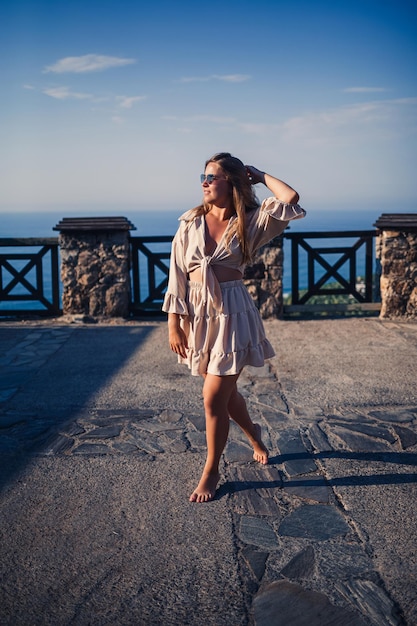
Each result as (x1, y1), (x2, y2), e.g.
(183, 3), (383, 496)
(202, 162), (231, 208)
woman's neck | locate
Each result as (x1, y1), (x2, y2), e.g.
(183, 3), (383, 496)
(208, 204), (235, 221)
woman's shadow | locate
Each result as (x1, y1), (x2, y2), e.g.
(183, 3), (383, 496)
(215, 450), (417, 500)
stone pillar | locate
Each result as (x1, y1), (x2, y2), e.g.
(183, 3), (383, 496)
(54, 217), (136, 319)
(244, 236), (284, 319)
(374, 214), (417, 319)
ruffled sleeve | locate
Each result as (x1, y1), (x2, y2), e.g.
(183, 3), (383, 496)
(162, 224), (189, 315)
(248, 196), (306, 252)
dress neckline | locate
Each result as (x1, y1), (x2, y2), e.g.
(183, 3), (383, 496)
(203, 214), (233, 256)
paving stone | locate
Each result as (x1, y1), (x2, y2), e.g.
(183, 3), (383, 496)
(241, 546), (268, 581)
(291, 406), (323, 419)
(252, 380), (281, 394)
(60, 421), (86, 437)
(89, 408), (152, 421)
(79, 425), (122, 439)
(282, 475), (331, 504)
(252, 580), (367, 626)
(72, 443), (110, 454)
(260, 409), (289, 429)
(165, 439), (188, 453)
(24, 423), (52, 440)
(245, 364), (272, 378)
(306, 423), (333, 452)
(225, 440), (252, 463)
(160, 432), (189, 453)
(186, 430), (206, 448)
(392, 424), (417, 449)
(24, 332), (42, 339)
(187, 414), (206, 432)
(317, 542), (374, 579)
(228, 466), (281, 514)
(126, 432), (164, 454)
(42, 434), (75, 455)
(112, 442), (140, 453)
(329, 426), (393, 452)
(327, 411), (377, 423)
(236, 491), (282, 517)
(133, 420), (182, 433)
(280, 545), (316, 580)
(257, 394), (288, 412)
(238, 516), (279, 550)
(235, 465), (282, 494)
(336, 578), (402, 626)
(262, 466), (284, 491)
(157, 409), (182, 423)
(368, 409), (417, 424)
(330, 421), (397, 444)
(278, 505), (350, 541)
(238, 386), (251, 399)
(277, 429), (317, 477)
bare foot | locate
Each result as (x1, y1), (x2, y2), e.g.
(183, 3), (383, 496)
(189, 471), (220, 503)
(252, 424), (269, 465)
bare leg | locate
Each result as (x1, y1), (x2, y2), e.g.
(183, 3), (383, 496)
(190, 373), (240, 503)
(228, 384), (269, 464)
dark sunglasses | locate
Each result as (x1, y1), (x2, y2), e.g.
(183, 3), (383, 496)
(200, 174), (227, 184)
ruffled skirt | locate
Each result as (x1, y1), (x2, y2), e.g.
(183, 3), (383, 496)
(178, 280), (275, 376)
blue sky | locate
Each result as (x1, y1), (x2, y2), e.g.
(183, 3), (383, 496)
(1, 0), (416, 216)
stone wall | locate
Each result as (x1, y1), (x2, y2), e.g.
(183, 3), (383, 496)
(375, 215), (417, 319)
(244, 236), (284, 319)
(54, 218), (135, 319)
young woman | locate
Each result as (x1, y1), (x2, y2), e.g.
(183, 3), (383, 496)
(162, 152), (305, 502)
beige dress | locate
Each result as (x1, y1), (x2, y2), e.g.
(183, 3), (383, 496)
(162, 197), (306, 376)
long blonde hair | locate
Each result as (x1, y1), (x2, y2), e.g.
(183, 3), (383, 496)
(190, 152), (259, 263)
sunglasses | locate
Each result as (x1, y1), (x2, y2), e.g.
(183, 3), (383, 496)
(200, 174), (227, 184)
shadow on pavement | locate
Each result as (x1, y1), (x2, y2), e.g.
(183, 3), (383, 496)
(215, 450), (417, 499)
(0, 324), (157, 491)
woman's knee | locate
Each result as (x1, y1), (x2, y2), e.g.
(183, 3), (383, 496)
(203, 376), (237, 415)
(203, 388), (223, 416)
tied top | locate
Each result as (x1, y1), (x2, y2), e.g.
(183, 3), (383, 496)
(162, 197), (306, 315)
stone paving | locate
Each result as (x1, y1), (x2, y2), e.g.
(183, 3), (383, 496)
(0, 320), (417, 625)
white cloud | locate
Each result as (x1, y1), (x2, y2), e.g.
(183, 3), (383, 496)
(43, 54), (136, 74)
(214, 74), (250, 83)
(162, 97), (417, 144)
(284, 99), (403, 132)
(22, 84), (35, 90)
(117, 95), (147, 109)
(277, 97), (417, 150)
(390, 97), (417, 105)
(178, 74), (250, 83)
(343, 86), (388, 93)
(42, 86), (93, 100)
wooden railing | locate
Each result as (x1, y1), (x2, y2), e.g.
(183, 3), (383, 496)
(0, 238), (61, 316)
(0, 230), (382, 317)
(283, 230), (381, 314)
(129, 236), (172, 314)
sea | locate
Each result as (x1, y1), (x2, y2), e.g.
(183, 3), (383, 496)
(1, 205), (415, 311)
